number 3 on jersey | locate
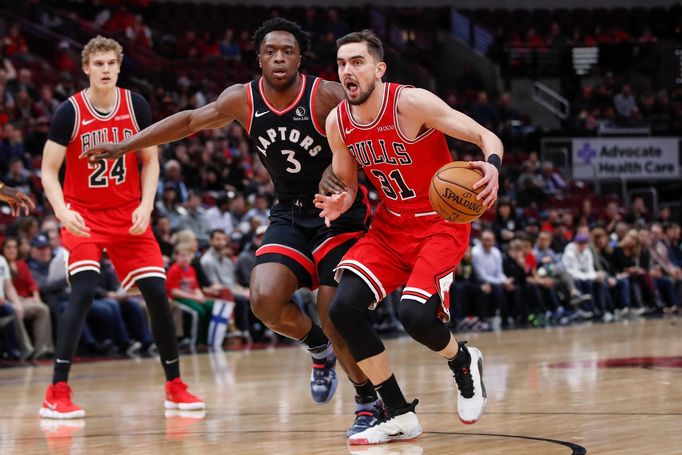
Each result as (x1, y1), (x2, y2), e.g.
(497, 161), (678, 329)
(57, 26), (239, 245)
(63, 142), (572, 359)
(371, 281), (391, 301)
(370, 169), (416, 200)
(89, 157), (126, 187)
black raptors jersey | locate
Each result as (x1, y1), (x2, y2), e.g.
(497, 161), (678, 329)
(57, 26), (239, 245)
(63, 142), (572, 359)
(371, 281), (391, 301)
(246, 75), (330, 200)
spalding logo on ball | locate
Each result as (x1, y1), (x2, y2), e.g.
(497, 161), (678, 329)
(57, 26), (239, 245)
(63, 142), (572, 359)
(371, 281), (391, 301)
(429, 161), (487, 223)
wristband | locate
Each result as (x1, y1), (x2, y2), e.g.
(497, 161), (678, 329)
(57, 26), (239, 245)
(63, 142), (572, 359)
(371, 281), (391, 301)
(487, 154), (501, 171)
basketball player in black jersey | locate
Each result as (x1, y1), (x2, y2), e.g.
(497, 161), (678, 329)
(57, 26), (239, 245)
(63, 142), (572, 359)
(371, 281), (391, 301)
(0, 181), (34, 216)
(82, 18), (381, 437)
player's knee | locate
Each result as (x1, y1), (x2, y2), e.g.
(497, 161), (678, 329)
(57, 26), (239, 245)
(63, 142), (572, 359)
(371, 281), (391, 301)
(137, 277), (168, 306)
(399, 296), (449, 351)
(398, 299), (433, 337)
(70, 271), (99, 304)
(329, 274), (373, 336)
(249, 286), (280, 325)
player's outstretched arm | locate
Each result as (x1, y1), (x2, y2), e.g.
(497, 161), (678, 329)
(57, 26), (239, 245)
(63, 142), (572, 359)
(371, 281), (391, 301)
(81, 84), (247, 162)
(314, 109), (357, 227)
(0, 181), (35, 216)
(399, 88), (504, 208)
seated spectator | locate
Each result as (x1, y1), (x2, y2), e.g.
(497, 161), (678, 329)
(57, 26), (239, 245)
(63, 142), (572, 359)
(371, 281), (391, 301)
(591, 227), (630, 319)
(244, 194), (270, 228)
(645, 225), (680, 313)
(613, 84), (640, 125)
(2, 237), (53, 358)
(663, 223), (682, 267)
(125, 15), (153, 48)
(625, 197), (650, 226)
(206, 193), (235, 234)
(612, 229), (654, 314)
(178, 191), (211, 247)
(200, 229), (251, 338)
(562, 228), (609, 318)
(452, 246), (489, 332)
(219, 29), (241, 60)
(236, 224), (265, 288)
(95, 255), (154, 355)
(491, 197), (523, 245)
(0, 252), (24, 359)
(472, 230), (514, 327)
(541, 161), (567, 197)
(154, 215), (174, 264)
(167, 242), (213, 345)
(155, 182), (185, 230)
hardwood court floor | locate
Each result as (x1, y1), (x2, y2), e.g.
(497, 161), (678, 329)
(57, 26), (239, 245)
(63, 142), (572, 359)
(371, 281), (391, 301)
(1, 317), (681, 455)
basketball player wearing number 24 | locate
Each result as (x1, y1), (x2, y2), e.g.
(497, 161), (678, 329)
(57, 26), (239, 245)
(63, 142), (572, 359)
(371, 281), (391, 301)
(81, 19), (383, 437)
(314, 30), (503, 445)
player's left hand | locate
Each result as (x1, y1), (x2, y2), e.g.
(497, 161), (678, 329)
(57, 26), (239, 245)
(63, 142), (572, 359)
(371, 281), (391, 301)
(469, 160), (499, 209)
(319, 165), (347, 195)
(313, 191), (350, 227)
(130, 205), (151, 235)
(0, 186), (35, 217)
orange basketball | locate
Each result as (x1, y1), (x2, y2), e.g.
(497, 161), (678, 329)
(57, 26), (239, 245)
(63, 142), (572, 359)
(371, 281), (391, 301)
(429, 161), (486, 223)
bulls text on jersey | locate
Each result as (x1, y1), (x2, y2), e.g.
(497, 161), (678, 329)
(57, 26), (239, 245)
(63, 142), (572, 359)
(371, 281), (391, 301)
(346, 139), (413, 168)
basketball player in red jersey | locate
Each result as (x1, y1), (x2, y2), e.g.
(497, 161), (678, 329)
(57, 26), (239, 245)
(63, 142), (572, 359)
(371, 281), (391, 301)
(314, 30), (503, 445)
(39, 36), (203, 419)
(0, 181), (34, 216)
(82, 19), (381, 436)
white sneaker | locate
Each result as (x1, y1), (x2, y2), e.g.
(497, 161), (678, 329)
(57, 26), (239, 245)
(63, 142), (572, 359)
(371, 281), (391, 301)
(348, 400), (422, 445)
(603, 312), (614, 323)
(452, 344), (487, 424)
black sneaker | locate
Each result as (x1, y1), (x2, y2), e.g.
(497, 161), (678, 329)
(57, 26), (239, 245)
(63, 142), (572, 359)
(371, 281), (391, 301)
(310, 352), (337, 404)
(348, 399), (422, 445)
(346, 398), (383, 437)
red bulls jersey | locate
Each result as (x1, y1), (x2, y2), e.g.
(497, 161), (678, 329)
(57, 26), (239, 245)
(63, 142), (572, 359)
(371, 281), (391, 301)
(337, 83), (452, 213)
(63, 87), (142, 209)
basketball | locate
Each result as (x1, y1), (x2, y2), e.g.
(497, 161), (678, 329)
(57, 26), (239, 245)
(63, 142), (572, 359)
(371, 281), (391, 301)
(429, 161), (486, 223)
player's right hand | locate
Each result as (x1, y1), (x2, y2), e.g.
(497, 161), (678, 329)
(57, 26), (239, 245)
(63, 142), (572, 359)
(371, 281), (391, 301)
(313, 191), (349, 227)
(58, 209), (91, 237)
(79, 143), (126, 163)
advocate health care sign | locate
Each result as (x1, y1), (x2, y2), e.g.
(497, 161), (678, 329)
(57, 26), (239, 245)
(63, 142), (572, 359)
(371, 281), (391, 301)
(572, 138), (680, 180)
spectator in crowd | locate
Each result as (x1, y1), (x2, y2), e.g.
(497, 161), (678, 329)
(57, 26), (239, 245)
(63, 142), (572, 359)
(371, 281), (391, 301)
(0, 248), (27, 359)
(612, 229), (653, 314)
(7, 68), (37, 101)
(663, 223), (682, 267)
(236, 224), (265, 288)
(541, 161), (567, 198)
(625, 196), (650, 226)
(452, 246), (489, 332)
(562, 228), (609, 319)
(229, 193), (249, 233)
(154, 215), (174, 263)
(219, 28), (240, 60)
(491, 197), (522, 244)
(200, 229), (251, 338)
(4, 157), (35, 198)
(2, 237), (53, 358)
(156, 182), (185, 230)
(125, 15), (153, 48)
(547, 22), (570, 47)
(167, 242), (212, 345)
(158, 159), (188, 203)
(602, 201), (623, 234)
(206, 193), (235, 234)
(178, 191), (211, 246)
(613, 84), (639, 125)
(244, 194), (270, 228)
(591, 227), (632, 318)
(472, 230), (514, 327)
(645, 225), (680, 313)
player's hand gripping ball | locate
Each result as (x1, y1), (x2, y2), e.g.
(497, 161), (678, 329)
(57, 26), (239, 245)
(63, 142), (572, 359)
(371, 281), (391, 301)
(429, 161), (487, 223)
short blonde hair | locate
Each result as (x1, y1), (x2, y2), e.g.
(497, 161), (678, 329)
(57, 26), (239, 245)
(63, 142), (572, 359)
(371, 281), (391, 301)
(174, 242), (194, 256)
(82, 35), (123, 66)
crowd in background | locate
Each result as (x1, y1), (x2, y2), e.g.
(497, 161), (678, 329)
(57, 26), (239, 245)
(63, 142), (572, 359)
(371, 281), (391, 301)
(1, 4), (682, 364)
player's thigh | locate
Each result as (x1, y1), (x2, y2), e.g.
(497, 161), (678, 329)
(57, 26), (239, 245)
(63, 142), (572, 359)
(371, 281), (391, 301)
(404, 225), (470, 321)
(335, 231), (408, 308)
(61, 231), (103, 278)
(105, 231), (165, 292)
(254, 219), (317, 291)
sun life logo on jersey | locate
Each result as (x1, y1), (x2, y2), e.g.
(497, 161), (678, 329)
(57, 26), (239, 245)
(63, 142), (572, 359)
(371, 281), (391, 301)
(293, 106), (309, 121)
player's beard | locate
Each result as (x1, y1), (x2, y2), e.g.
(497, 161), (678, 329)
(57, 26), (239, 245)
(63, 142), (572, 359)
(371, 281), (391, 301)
(347, 81), (376, 106)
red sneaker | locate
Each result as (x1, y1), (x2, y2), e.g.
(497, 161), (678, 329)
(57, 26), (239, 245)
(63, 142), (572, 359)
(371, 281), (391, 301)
(165, 378), (205, 411)
(39, 382), (85, 419)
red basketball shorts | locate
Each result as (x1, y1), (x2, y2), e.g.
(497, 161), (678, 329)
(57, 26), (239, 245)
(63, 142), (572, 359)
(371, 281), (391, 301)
(335, 204), (471, 322)
(61, 201), (165, 291)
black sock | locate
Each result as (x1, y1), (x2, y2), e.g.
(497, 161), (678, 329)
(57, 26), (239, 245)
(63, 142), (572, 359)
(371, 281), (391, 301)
(299, 323), (329, 352)
(137, 277), (181, 381)
(448, 341), (471, 370)
(375, 374), (408, 410)
(353, 379), (378, 402)
(52, 271), (98, 384)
